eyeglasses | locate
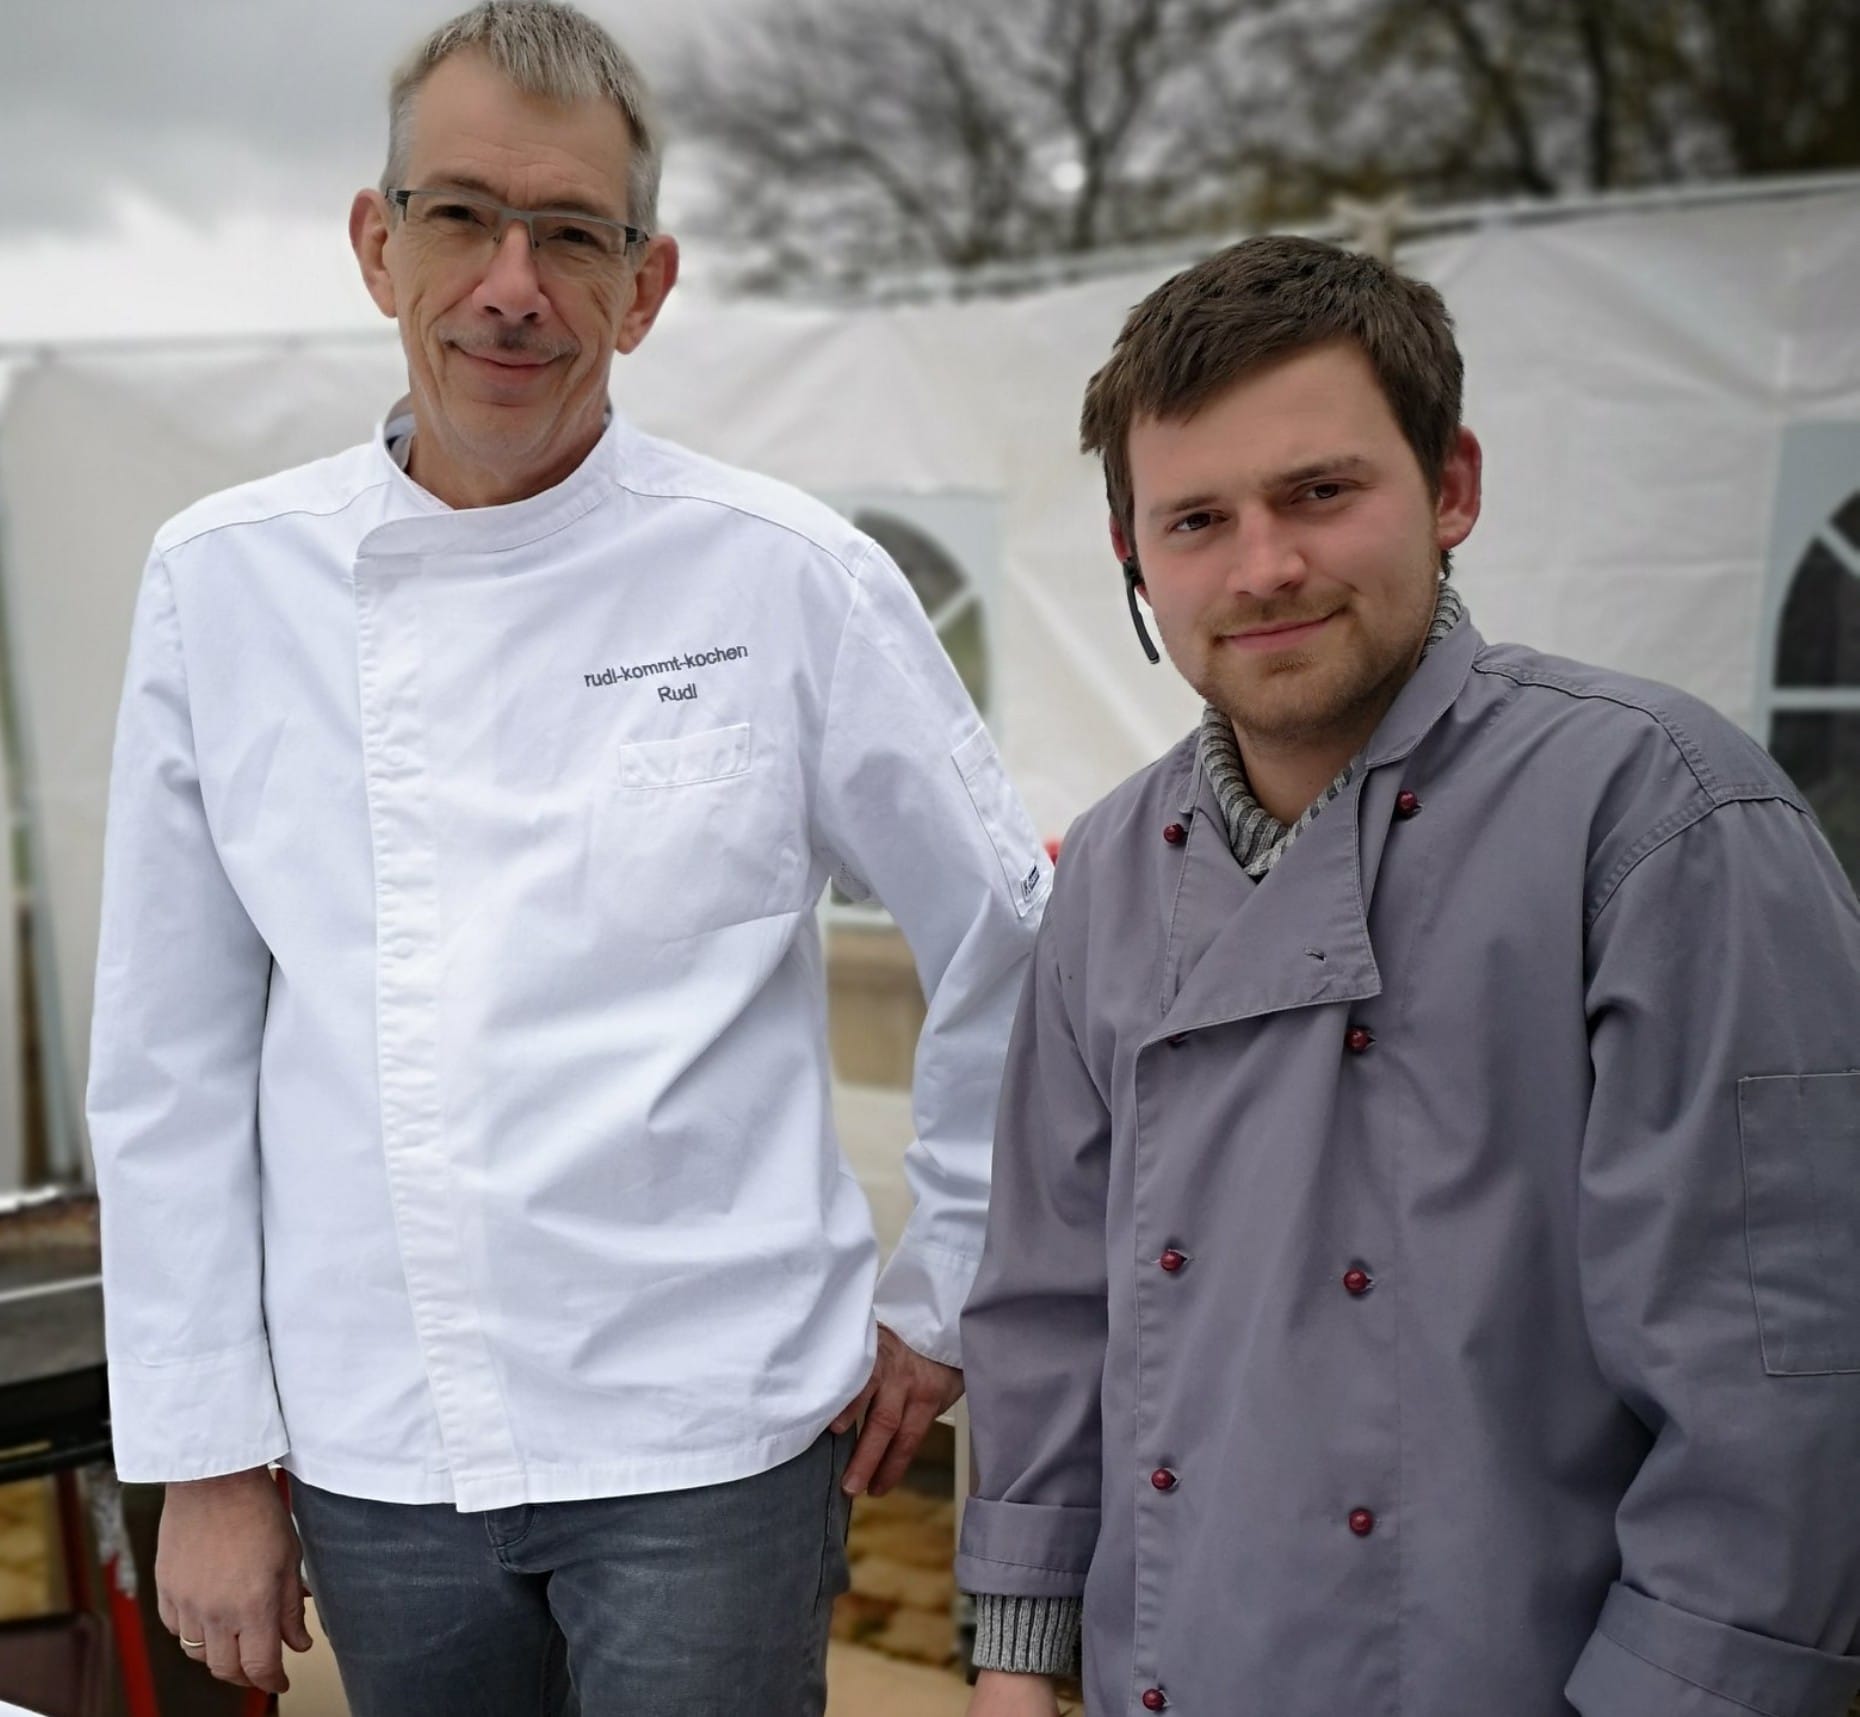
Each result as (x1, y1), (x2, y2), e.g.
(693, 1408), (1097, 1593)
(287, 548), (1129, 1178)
(386, 187), (649, 278)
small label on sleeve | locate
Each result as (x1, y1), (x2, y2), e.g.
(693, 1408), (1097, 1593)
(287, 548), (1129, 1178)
(952, 726), (1052, 919)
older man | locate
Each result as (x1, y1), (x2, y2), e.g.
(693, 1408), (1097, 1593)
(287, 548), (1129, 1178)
(958, 236), (1860, 1716)
(87, 5), (1047, 1711)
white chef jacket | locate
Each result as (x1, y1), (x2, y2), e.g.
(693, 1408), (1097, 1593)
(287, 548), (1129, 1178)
(88, 402), (1050, 1510)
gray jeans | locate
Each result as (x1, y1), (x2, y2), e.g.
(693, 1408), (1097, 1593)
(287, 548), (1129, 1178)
(291, 1430), (853, 1717)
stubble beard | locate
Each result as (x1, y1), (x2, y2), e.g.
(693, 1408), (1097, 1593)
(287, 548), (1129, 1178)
(1199, 595), (1435, 755)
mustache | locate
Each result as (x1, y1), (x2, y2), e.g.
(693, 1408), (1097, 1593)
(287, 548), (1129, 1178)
(444, 328), (577, 362)
(1211, 604), (1340, 634)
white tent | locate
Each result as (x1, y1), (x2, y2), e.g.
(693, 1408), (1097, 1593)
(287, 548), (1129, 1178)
(2, 175), (1857, 1181)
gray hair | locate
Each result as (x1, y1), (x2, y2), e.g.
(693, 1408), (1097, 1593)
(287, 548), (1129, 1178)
(382, 2), (661, 235)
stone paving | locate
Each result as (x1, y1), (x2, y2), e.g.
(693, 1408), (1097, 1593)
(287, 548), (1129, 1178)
(836, 1485), (959, 1667)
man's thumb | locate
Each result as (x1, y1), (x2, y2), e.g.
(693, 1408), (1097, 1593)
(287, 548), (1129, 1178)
(282, 1581), (314, 1653)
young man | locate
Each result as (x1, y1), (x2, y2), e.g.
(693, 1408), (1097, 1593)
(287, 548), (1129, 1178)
(957, 235), (1860, 1716)
(88, 5), (1047, 1711)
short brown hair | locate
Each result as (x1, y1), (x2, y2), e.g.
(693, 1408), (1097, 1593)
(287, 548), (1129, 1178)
(1081, 235), (1463, 536)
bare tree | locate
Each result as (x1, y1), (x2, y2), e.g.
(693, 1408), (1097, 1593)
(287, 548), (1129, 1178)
(668, 0), (1860, 291)
(1282, 0), (1860, 204)
(667, 0), (1280, 288)
(1641, 0), (1860, 178)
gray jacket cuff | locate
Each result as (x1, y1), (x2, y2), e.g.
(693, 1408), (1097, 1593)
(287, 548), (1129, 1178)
(955, 1496), (1099, 1598)
(1565, 1584), (1860, 1717)
(971, 1593), (1082, 1678)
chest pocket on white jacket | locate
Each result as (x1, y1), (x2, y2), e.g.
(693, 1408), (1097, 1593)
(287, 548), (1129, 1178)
(603, 723), (793, 937)
(617, 723), (752, 790)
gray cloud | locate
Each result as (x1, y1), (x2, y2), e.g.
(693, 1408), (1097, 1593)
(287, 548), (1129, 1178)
(0, 0), (737, 238)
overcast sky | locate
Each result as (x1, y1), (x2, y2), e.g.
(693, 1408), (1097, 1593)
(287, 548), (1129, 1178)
(0, 0), (746, 342)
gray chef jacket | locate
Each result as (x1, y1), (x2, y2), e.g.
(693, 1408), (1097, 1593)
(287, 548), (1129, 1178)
(957, 616), (1860, 1716)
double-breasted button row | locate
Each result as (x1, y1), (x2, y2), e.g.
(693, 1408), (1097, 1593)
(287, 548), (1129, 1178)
(1140, 785), (1213, 1717)
(1341, 1257), (1377, 1520)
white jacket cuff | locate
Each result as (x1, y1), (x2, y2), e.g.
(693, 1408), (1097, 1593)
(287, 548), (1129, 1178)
(106, 1337), (289, 1483)
(873, 1236), (979, 1370)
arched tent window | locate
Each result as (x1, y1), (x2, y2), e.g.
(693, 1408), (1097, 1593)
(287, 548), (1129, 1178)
(817, 492), (999, 920)
(850, 506), (992, 719)
(1766, 483), (1860, 884)
(818, 493), (1002, 1088)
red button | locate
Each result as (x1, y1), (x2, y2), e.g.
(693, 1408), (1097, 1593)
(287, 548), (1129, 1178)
(1346, 1026), (1374, 1054)
(1159, 1249), (1187, 1273)
(1142, 1692), (1168, 1712)
(1395, 791), (1422, 819)
(1343, 1268), (1372, 1296)
(1162, 822), (1187, 846)
(1151, 1468), (1177, 1491)
(1349, 1508), (1376, 1537)
(1165, 1033), (1187, 1048)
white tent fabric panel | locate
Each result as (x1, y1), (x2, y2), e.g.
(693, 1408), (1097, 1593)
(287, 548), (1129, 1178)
(614, 281), (1203, 818)
(0, 358), (36, 1186)
(0, 345), (409, 1176)
(0, 728), (20, 1191)
(0, 184), (1855, 1171)
(1425, 194), (1860, 726)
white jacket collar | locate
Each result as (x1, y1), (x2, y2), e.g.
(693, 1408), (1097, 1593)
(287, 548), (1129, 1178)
(362, 395), (627, 560)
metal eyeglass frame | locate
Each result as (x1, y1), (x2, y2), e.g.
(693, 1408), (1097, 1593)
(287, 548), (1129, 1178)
(386, 187), (651, 255)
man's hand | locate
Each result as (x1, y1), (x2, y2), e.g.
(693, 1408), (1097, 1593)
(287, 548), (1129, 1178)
(967, 1670), (1063, 1716)
(155, 1468), (312, 1694)
(832, 1324), (963, 1497)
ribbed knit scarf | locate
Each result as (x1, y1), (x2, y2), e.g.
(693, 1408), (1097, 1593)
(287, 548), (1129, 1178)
(1198, 583), (1466, 877)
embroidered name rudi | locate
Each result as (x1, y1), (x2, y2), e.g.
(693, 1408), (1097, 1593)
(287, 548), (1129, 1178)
(583, 644), (750, 703)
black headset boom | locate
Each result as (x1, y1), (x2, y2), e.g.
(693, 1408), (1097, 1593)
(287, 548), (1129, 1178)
(1122, 557), (1160, 664)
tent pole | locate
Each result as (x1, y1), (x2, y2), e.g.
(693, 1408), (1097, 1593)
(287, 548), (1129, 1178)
(0, 366), (82, 1184)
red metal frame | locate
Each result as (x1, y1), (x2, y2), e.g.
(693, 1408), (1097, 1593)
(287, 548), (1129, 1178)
(49, 1466), (289, 1716)
(51, 1466), (168, 1717)
(99, 1549), (160, 1717)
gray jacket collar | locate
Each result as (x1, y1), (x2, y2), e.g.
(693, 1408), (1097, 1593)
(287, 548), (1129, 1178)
(1156, 617), (1482, 1039)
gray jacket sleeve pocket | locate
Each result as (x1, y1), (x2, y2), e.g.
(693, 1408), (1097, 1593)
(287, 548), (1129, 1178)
(1738, 1072), (1860, 1376)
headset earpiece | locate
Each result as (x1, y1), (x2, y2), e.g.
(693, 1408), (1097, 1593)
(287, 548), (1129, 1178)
(1122, 557), (1160, 665)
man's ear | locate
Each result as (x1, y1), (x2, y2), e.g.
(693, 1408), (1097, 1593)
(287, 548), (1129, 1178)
(350, 190), (398, 320)
(1109, 513), (1136, 576)
(1436, 427), (1482, 554)
(616, 235), (680, 355)
(1112, 513), (1161, 665)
